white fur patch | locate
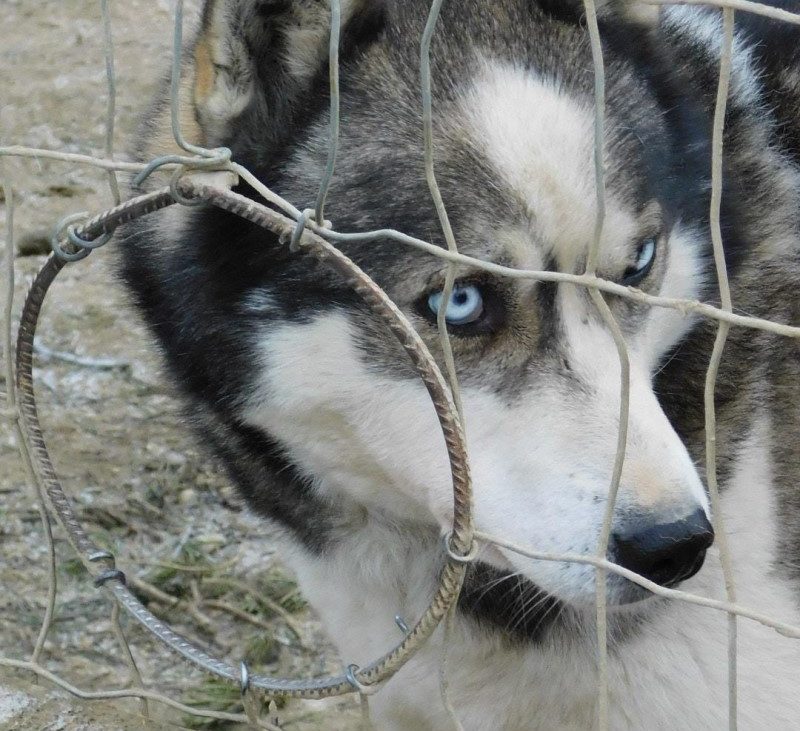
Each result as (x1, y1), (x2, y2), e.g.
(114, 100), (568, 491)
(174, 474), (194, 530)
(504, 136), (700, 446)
(461, 61), (639, 272)
(245, 309), (708, 605)
(239, 289), (276, 314)
(287, 411), (800, 730)
(244, 313), (454, 523)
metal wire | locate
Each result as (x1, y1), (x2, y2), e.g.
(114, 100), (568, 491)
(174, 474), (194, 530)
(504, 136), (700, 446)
(11, 177), (474, 701)
(1, 163), (59, 669)
(473, 531), (800, 639)
(643, 0), (800, 24)
(580, 3), (623, 727)
(421, 0), (467, 428)
(1, 154), (799, 336)
(705, 9), (740, 728)
(314, 0), (341, 227)
(2, 1), (800, 729)
(100, 0), (120, 205)
(100, 3), (147, 690)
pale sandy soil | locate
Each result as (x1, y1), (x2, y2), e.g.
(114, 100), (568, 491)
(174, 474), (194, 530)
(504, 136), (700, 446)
(1, 2), (359, 728)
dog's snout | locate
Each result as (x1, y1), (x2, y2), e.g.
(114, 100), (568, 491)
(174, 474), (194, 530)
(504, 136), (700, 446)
(612, 509), (714, 588)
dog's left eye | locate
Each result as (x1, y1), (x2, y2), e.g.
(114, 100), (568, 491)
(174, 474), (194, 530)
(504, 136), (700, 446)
(620, 237), (657, 286)
(428, 283), (484, 325)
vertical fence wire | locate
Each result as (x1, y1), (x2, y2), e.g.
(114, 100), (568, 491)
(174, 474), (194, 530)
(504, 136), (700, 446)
(110, 602), (151, 721)
(583, 0), (607, 278)
(314, 0), (341, 227)
(581, 3), (632, 727)
(100, 0), (150, 718)
(100, 0), (120, 205)
(421, 0), (466, 425)
(1, 170), (12, 409)
(170, 0), (204, 157)
(1, 164), (59, 669)
(705, 8), (740, 729)
(420, 3), (471, 723)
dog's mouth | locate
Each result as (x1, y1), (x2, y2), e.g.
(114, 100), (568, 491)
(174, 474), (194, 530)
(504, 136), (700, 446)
(455, 517), (712, 644)
(458, 561), (657, 645)
(463, 509), (712, 633)
(458, 561), (566, 643)
(457, 549), (707, 644)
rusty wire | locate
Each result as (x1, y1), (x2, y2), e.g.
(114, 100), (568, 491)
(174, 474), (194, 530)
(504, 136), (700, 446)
(2, 1), (800, 730)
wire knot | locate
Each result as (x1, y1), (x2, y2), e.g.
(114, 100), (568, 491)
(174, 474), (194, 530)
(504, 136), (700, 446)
(286, 209), (332, 252)
(132, 147), (232, 189)
(345, 664), (379, 696)
(51, 212), (113, 262)
(167, 166), (204, 207)
(442, 531), (479, 564)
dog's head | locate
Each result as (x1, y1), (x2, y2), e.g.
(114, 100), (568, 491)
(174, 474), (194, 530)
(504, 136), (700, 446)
(151, 0), (727, 625)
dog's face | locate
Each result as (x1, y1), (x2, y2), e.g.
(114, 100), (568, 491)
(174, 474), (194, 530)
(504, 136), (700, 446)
(150, 0), (720, 619)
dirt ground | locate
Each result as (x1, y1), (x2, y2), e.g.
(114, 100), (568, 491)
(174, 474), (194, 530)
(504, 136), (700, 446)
(1, 2), (360, 728)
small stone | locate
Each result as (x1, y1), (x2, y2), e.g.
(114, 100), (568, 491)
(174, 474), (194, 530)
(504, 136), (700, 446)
(178, 488), (198, 506)
(163, 450), (187, 467)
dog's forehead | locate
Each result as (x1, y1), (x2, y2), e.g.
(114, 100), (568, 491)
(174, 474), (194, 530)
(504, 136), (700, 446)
(458, 60), (641, 270)
(282, 9), (655, 284)
(329, 60), (641, 280)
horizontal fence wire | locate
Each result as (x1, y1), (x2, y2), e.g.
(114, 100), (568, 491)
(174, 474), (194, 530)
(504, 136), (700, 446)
(2, 0), (800, 729)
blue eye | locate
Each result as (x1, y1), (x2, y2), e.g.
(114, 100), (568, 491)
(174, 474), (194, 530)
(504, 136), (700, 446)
(621, 237), (657, 285)
(427, 283), (484, 325)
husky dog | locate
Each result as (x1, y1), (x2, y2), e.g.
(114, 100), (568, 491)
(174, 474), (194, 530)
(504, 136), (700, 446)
(119, 1), (800, 728)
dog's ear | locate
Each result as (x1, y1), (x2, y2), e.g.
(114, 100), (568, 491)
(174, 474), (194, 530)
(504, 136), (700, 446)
(602, 0), (660, 25)
(535, 0), (659, 26)
(192, 0), (383, 146)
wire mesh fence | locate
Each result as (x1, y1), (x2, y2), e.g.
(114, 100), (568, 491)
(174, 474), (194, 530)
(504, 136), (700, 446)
(2, 0), (800, 729)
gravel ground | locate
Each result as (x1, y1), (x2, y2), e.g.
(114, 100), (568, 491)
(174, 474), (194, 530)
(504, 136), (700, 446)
(1, 2), (359, 728)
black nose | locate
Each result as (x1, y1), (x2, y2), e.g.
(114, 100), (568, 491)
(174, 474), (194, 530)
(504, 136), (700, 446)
(611, 509), (714, 588)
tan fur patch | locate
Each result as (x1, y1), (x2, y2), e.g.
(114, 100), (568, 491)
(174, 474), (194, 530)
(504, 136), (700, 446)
(144, 72), (206, 161)
(193, 35), (214, 108)
(627, 461), (676, 509)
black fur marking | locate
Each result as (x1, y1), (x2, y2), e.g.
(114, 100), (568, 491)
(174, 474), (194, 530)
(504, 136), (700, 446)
(460, 562), (647, 645)
(206, 420), (338, 553)
(224, 2), (388, 178)
(535, 254), (560, 348)
(532, 0), (587, 26)
(599, 20), (752, 281)
(736, 1), (800, 162)
(460, 562), (563, 643)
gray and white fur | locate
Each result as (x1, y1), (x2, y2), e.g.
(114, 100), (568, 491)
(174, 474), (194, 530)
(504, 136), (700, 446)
(119, 1), (800, 728)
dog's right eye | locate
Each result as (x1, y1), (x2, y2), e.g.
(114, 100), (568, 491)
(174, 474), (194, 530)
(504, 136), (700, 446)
(418, 281), (505, 335)
(427, 283), (485, 325)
